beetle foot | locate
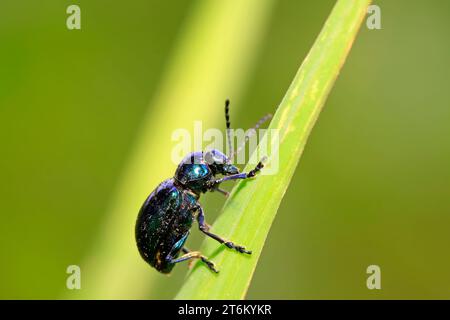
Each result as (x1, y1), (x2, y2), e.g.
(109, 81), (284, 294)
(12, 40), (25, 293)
(201, 258), (219, 273)
(246, 159), (266, 178)
(225, 241), (252, 254)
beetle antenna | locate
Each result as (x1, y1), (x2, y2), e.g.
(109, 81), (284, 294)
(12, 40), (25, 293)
(225, 99), (233, 157)
(230, 113), (273, 159)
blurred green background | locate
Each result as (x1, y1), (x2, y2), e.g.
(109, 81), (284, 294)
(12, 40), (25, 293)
(1, 0), (450, 299)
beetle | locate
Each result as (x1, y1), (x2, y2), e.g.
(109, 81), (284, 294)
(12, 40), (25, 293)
(135, 100), (271, 273)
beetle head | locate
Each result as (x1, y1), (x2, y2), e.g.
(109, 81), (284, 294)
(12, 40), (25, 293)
(174, 151), (212, 193)
(204, 149), (239, 176)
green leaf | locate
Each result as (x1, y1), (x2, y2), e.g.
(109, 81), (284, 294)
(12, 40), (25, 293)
(176, 0), (372, 300)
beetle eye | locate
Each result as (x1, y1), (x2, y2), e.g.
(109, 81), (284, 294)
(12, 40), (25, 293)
(190, 164), (209, 179)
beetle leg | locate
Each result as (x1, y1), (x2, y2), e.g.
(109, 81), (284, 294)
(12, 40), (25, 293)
(170, 247), (218, 273)
(197, 206), (252, 254)
(181, 247), (195, 268)
(212, 186), (230, 197)
(214, 159), (265, 185)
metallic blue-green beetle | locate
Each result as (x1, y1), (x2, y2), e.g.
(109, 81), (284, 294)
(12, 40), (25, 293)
(135, 100), (270, 273)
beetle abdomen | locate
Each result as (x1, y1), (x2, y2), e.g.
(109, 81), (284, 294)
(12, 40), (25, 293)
(135, 178), (196, 273)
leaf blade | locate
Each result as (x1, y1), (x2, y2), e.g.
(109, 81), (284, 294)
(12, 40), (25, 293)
(176, 0), (372, 300)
